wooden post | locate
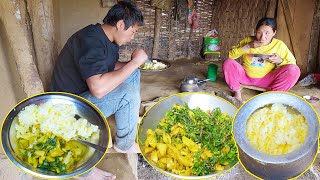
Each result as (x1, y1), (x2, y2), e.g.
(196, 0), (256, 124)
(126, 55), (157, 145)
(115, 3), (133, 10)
(168, 10), (175, 60)
(187, 28), (193, 59)
(0, 0), (44, 97)
(266, 0), (277, 18)
(280, 0), (302, 64)
(152, 8), (161, 59)
(27, 0), (56, 90)
(307, 0), (320, 73)
(318, 34), (320, 72)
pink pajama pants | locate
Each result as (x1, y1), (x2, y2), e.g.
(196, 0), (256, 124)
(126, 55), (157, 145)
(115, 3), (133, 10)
(222, 59), (300, 92)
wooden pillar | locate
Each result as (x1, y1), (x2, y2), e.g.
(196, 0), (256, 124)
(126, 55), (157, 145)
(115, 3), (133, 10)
(266, 0), (277, 18)
(27, 0), (56, 90)
(0, 0), (43, 97)
(280, 0), (302, 64)
(168, 10), (175, 60)
(307, 0), (320, 73)
(187, 28), (193, 59)
(152, 8), (161, 59)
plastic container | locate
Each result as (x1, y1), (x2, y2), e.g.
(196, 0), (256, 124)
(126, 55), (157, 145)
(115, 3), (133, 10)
(207, 63), (218, 82)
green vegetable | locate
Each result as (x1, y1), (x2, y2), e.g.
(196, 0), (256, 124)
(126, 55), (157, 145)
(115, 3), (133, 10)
(157, 103), (237, 176)
(18, 133), (88, 174)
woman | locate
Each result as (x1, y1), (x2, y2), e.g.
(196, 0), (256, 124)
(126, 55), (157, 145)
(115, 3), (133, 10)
(223, 17), (300, 101)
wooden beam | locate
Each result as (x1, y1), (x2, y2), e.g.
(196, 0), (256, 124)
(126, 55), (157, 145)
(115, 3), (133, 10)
(27, 0), (56, 90)
(280, 0), (302, 63)
(152, 8), (161, 58)
(266, 0), (277, 18)
(318, 32), (320, 72)
(0, 0), (44, 96)
(168, 10), (175, 60)
(187, 28), (193, 59)
(307, 0), (320, 73)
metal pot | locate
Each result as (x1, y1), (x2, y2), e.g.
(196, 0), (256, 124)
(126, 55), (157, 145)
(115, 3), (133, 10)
(233, 92), (319, 179)
(138, 92), (238, 179)
(180, 75), (208, 92)
(1, 92), (110, 179)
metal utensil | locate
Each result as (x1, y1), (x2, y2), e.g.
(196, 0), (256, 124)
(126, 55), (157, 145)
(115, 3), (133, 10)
(197, 78), (210, 84)
(1, 92), (110, 179)
(71, 138), (106, 153)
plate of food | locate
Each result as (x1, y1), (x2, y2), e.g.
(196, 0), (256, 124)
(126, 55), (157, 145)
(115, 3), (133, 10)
(140, 59), (171, 72)
(138, 93), (238, 179)
(1, 92), (110, 179)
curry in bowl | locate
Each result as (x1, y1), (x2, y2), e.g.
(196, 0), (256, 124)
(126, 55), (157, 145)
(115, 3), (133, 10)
(143, 103), (237, 176)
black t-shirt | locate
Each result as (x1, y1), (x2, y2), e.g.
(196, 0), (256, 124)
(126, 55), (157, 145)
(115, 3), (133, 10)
(50, 24), (119, 95)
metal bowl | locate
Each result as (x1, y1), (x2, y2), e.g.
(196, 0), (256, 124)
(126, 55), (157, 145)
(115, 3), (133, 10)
(140, 59), (171, 72)
(233, 92), (319, 179)
(138, 92), (238, 179)
(1, 92), (110, 179)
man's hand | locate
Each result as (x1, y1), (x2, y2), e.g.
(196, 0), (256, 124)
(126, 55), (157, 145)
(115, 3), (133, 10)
(267, 53), (283, 65)
(130, 48), (148, 67)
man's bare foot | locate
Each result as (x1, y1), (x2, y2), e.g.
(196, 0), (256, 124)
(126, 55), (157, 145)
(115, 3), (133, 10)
(234, 89), (242, 101)
(76, 167), (116, 180)
(113, 143), (140, 153)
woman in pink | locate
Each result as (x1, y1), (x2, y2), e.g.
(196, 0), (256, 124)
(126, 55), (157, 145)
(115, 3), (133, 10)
(223, 17), (300, 100)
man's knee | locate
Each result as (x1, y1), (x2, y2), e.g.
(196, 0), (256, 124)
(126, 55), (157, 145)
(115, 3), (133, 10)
(124, 69), (140, 83)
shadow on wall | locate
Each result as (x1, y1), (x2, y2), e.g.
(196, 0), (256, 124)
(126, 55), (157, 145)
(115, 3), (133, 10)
(0, 20), (26, 104)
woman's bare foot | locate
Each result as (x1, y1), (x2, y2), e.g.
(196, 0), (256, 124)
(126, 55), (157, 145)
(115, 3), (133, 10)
(76, 167), (116, 180)
(234, 89), (242, 101)
(113, 143), (140, 153)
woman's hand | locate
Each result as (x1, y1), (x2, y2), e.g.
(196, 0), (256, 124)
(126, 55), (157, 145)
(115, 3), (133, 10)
(242, 40), (265, 51)
(250, 40), (266, 48)
(267, 53), (283, 65)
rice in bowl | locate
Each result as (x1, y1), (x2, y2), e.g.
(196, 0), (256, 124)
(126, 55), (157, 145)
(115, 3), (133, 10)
(246, 104), (308, 155)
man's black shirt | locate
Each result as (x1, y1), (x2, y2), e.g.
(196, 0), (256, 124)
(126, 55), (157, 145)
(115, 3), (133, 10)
(50, 24), (119, 95)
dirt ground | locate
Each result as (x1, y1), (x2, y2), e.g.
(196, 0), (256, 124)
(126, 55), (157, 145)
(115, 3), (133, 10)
(137, 58), (320, 180)
(140, 58), (320, 113)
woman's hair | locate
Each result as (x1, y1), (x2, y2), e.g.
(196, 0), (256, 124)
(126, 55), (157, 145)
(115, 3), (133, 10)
(256, 17), (277, 32)
(103, 1), (144, 30)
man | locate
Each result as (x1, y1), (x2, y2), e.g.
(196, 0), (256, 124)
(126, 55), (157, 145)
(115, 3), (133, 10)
(50, 1), (147, 179)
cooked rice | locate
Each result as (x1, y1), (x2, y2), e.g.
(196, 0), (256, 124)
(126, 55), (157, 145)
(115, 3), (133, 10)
(246, 104), (308, 155)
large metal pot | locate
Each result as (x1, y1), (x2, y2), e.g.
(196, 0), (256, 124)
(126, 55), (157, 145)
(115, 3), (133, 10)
(233, 92), (319, 179)
(138, 92), (238, 179)
(1, 92), (110, 179)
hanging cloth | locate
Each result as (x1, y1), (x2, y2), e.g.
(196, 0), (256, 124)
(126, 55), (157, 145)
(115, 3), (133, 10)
(187, 0), (200, 29)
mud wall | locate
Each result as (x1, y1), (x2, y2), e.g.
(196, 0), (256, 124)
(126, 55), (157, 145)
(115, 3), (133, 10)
(54, 0), (111, 52)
